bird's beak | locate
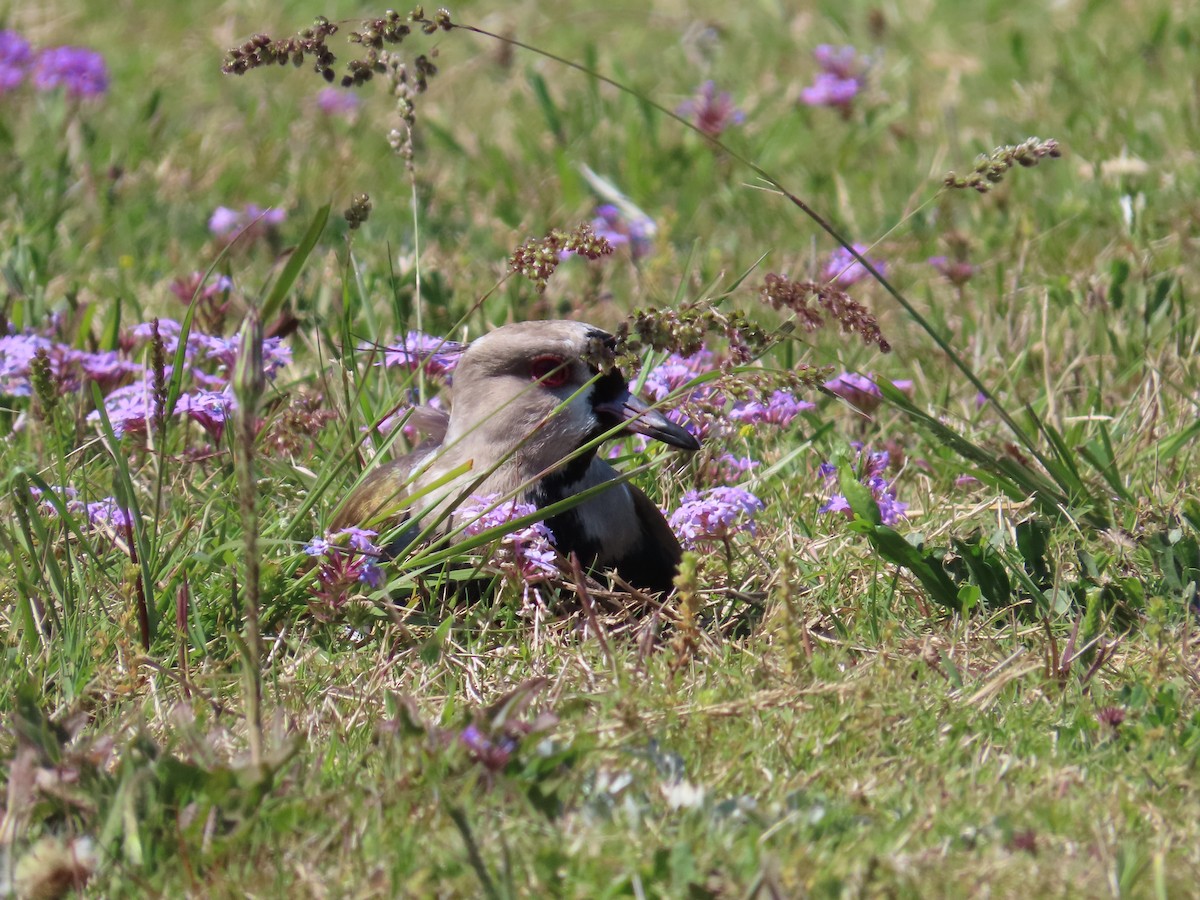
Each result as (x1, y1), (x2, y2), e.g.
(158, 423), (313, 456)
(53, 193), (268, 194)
(595, 390), (701, 452)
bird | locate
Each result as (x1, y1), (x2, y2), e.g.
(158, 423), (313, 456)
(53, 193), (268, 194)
(331, 320), (701, 596)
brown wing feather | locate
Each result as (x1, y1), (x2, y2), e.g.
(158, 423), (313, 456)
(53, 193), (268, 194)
(329, 404), (448, 534)
(330, 455), (420, 533)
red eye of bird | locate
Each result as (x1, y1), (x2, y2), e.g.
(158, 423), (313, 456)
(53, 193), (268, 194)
(529, 354), (570, 388)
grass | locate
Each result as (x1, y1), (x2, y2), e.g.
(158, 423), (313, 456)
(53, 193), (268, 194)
(3, 0), (1200, 895)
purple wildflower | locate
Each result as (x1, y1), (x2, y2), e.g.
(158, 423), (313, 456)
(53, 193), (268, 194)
(799, 73), (860, 109)
(84, 497), (132, 532)
(207, 203), (286, 243)
(677, 80), (745, 139)
(869, 476), (909, 525)
(358, 561), (384, 589)
(637, 351), (728, 442)
(813, 44), (861, 79)
(819, 445), (908, 526)
(197, 333), (291, 384)
(169, 272), (234, 303)
(669, 486), (764, 548)
(128, 320), (290, 387)
(929, 256), (978, 286)
(823, 372), (879, 411)
(129, 318), (202, 360)
(207, 207), (241, 236)
(32, 46), (108, 98)
(823, 372), (913, 414)
(698, 453), (760, 486)
(729, 390), (814, 428)
(0, 30), (32, 93)
(306, 527), (385, 613)
(88, 381), (154, 437)
(592, 204), (655, 260)
(29, 484), (78, 518)
(800, 45), (864, 113)
(822, 244), (886, 287)
(640, 350), (717, 402)
(176, 390), (234, 440)
(70, 349), (144, 391)
(304, 536), (332, 557)
(34, 486), (133, 549)
(0, 333), (53, 396)
(316, 86), (361, 117)
(380, 331), (461, 379)
(460, 723), (519, 773)
(458, 495), (559, 585)
(341, 527), (381, 553)
(88, 376), (239, 440)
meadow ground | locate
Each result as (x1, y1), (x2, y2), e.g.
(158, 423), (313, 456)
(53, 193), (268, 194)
(2, 0), (1199, 895)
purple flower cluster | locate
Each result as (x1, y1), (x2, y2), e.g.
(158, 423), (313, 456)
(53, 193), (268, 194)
(929, 255), (978, 286)
(636, 348), (820, 452)
(32, 485), (132, 535)
(823, 371), (913, 414)
(88, 381), (234, 440)
(640, 349), (717, 402)
(460, 723), (520, 773)
(699, 453), (759, 486)
(315, 86), (361, 118)
(168, 272), (234, 304)
(677, 80), (745, 139)
(0, 30), (31, 93)
(128, 318), (291, 384)
(32, 46), (108, 97)
(822, 244), (887, 287)
(379, 331), (462, 379)
(800, 44), (864, 113)
(818, 445), (908, 526)
(637, 349), (731, 441)
(305, 527), (385, 613)
(0, 333), (142, 397)
(0, 32), (107, 97)
(0, 333), (52, 396)
(591, 204), (655, 260)
(729, 390), (814, 428)
(457, 494), (559, 586)
(208, 204), (286, 243)
(78, 317), (290, 439)
(669, 486), (764, 548)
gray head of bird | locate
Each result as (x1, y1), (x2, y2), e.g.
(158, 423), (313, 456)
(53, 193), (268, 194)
(438, 320), (698, 479)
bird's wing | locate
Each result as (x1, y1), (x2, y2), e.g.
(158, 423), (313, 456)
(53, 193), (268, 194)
(330, 454), (422, 533)
(408, 404), (450, 446)
(617, 483), (684, 595)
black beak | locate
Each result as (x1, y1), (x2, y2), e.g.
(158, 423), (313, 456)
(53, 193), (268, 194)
(595, 389), (701, 452)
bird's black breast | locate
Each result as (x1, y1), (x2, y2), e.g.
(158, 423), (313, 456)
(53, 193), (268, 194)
(531, 480), (681, 597)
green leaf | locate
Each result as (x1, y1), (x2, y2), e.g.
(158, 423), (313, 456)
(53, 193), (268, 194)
(953, 536), (1013, 607)
(420, 615), (454, 665)
(1015, 518), (1052, 587)
(526, 70), (564, 145)
(90, 383), (157, 647)
(261, 201), (330, 325)
(839, 466), (881, 526)
(852, 522), (961, 612)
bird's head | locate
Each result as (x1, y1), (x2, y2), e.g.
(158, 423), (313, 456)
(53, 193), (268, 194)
(443, 320), (699, 473)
